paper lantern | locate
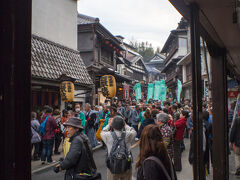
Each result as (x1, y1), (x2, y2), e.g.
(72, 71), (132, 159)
(100, 75), (116, 98)
(60, 81), (74, 102)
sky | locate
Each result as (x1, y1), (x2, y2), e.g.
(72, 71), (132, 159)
(77, 0), (182, 50)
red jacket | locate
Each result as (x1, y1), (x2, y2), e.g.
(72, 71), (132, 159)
(174, 117), (187, 141)
(40, 113), (57, 140)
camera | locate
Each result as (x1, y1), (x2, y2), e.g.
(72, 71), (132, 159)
(53, 166), (60, 173)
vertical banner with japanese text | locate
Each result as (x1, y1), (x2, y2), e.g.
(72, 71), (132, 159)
(124, 84), (130, 100)
(154, 81), (161, 100)
(134, 83), (142, 102)
(159, 80), (167, 102)
(147, 83), (154, 102)
(177, 79), (182, 102)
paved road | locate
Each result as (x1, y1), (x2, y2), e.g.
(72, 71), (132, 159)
(32, 145), (139, 180)
(35, 138), (240, 180)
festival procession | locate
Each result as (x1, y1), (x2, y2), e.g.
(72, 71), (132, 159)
(12, 0), (240, 180)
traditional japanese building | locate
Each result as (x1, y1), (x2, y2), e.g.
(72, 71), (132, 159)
(177, 38), (212, 101)
(31, 35), (93, 111)
(145, 53), (165, 71)
(145, 53), (166, 83)
(77, 14), (132, 104)
(31, 0), (93, 111)
(161, 18), (189, 99)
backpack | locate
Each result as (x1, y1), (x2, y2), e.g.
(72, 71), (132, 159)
(39, 116), (49, 135)
(106, 131), (132, 174)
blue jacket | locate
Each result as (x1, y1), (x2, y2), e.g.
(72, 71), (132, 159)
(130, 108), (139, 125)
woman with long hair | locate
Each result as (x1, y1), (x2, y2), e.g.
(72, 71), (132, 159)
(136, 108), (155, 139)
(136, 124), (177, 180)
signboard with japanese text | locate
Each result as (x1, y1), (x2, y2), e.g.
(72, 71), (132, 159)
(100, 75), (116, 98)
(60, 81), (74, 102)
(124, 84), (130, 100)
(134, 83), (142, 102)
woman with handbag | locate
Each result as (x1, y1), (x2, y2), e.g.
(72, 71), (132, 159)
(136, 124), (177, 180)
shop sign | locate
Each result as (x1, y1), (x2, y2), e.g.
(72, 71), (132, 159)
(60, 81), (74, 102)
(124, 84), (130, 100)
(100, 75), (116, 98)
(228, 91), (239, 98)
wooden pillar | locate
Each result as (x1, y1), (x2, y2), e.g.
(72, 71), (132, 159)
(211, 48), (228, 180)
(0, 0), (31, 180)
(190, 3), (204, 180)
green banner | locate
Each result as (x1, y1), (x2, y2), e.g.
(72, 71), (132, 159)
(134, 83), (142, 102)
(147, 83), (154, 102)
(177, 79), (182, 102)
(154, 81), (161, 100)
(159, 80), (167, 102)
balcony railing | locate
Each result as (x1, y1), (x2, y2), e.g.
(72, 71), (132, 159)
(166, 71), (177, 82)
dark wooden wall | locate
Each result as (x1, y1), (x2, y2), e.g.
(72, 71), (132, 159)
(0, 0), (32, 180)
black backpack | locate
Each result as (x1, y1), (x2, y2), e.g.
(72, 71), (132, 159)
(106, 131), (132, 174)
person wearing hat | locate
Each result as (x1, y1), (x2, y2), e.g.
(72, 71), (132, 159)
(101, 116), (137, 180)
(55, 117), (98, 180)
(155, 113), (174, 159)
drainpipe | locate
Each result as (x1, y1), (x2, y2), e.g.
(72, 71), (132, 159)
(91, 24), (96, 105)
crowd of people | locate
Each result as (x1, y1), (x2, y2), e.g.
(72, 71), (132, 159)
(31, 97), (240, 180)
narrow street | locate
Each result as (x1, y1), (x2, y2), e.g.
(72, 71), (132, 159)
(32, 144), (139, 180)
(32, 139), (194, 180)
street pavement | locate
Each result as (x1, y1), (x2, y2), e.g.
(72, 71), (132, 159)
(32, 144), (139, 180)
(32, 138), (240, 180)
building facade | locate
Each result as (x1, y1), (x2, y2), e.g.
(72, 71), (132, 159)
(145, 53), (166, 83)
(77, 14), (132, 104)
(31, 0), (93, 111)
(161, 18), (189, 99)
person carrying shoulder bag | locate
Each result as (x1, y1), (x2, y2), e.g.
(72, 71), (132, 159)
(136, 124), (177, 180)
(55, 117), (101, 180)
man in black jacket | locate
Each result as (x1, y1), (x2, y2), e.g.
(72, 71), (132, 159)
(55, 117), (99, 180)
(230, 117), (240, 176)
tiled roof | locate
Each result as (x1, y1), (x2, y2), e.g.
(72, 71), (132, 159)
(146, 65), (161, 74)
(77, 13), (99, 25)
(31, 35), (93, 85)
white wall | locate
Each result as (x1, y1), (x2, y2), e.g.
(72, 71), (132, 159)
(32, 0), (77, 50)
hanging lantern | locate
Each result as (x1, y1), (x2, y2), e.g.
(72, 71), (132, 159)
(109, 44), (113, 47)
(60, 81), (75, 102)
(100, 75), (116, 98)
(105, 40), (109, 44)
